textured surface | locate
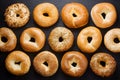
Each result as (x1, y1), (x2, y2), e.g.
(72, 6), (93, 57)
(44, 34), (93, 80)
(0, 0), (120, 80)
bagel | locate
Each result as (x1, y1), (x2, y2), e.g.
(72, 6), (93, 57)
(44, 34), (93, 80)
(104, 28), (120, 53)
(33, 3), (59, 27)
(48, 27), (74, 52)
(90, 52), (116, 77)
(61, 51), (88, 77)
(0, 27), (17, 52)
(61, 2), (89, 28)
(33, 51), (58, 77)
(4, 3), (30, 28)
(77, 26), (102, 53)
(5, 51), (31, 76)
(91, 2), (117, 28)
(20, 27), (45, 52)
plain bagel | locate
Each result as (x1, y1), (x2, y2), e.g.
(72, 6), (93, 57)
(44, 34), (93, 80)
(5, 51), (31, 76)
(20, 27), (46, 52)
(33, 51), (58, 77)
(61, 51), (88, 77)
(104, 28), (120, 53)
(77, 26), (102, 53)
(0, 27), (17, 52)
(91, 2), (117, 28)
(33, 3), (59, 27)
(61, 2), (89, 28)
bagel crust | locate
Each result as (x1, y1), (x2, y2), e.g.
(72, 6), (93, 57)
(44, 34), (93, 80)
(91, 2), (117, 28)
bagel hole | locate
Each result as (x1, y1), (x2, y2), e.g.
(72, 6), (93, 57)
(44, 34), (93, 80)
(43, 61), (48, 67)
(43, 13), (49, 17)
(87, 37), (92, 43)
(72, 13), (77, 17)
(30, 37), (35, 42)
(101, 13), (106, 19)
(16, 14), (20, 17)
(15, 61), (21, 65)
(71, 62), (77, 67)
(1, 36), (8, 42)
(59, 37), (63, 42)
(100, 61), (106, 67)
(114, 38), (120, 43)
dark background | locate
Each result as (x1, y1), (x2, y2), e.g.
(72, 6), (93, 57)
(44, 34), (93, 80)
(0, 0), (120, 80)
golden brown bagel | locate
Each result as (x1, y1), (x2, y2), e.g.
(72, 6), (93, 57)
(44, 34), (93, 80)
(33, 3), (59, 27)
(91, 2), (117, 28)
(33, 51), (58, 77)
(61, 51), (88, 77)
(20, 27), (45, 52)
(0, 27), (17, 52)
(5, 51), (31, 76)
(61, 2), (89, 28)
(77, 26), (102, 53)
